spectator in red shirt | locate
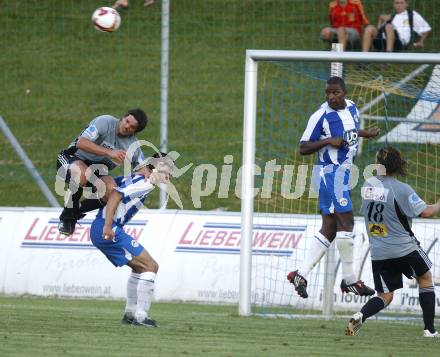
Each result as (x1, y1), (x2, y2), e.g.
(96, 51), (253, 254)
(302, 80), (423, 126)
(320, 0), (369, 50)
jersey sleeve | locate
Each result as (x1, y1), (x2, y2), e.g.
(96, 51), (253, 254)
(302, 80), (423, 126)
(80, 115), (111, 142)
(354, 104), (360, 130)
(113, 175), (125, 187)
(412, 11), (431, 35)
(395, 184), (427, 218)
(116, 175), (154, 200)
(132, 147), (145, 168)
(354, 0), (369, 25)
(300, 108), (325, 142)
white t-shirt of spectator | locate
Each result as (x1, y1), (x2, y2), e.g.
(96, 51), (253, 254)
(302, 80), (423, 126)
(391, 10), (431, 46)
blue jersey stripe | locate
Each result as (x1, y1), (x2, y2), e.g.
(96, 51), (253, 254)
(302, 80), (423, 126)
(308, 113), (325, 141)
(302, 100), (360, 166)
(97, 174), (154, 227)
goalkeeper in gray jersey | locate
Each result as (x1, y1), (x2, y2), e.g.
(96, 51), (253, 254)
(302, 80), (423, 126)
(346, 146), (440, 338)
(56, 109), (148, 236)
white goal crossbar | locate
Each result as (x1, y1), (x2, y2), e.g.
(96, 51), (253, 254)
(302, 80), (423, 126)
(239, 50), (440, 316)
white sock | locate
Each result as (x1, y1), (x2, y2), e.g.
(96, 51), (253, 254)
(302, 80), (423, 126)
(298, 232), (331, 277)
(135, 272), (156, 322)
(336, 231), (356, 284)
(125, 272), (140, 317)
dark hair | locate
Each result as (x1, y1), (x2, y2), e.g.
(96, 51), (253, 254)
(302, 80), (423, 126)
(126, 108), (148, 132)
(148, 152), (168, 170)
(326, 76), (346, 92)
(376, 146), (407, 176)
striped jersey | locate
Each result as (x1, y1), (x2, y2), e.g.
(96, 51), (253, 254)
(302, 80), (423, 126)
(96, 173), (154, 227)
(300, 99), (361, 166)
(361, 176), (427, 260)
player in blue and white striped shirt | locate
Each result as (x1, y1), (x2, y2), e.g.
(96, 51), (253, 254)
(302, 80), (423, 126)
(90, 153), (174, 328)
(288, 76), (380, 298)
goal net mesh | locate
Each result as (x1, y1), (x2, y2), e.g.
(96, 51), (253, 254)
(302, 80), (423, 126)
(251, 60), (440, 316)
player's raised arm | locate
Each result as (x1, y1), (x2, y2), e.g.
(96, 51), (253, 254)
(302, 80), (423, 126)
(420, 198), (440, 218)
(359, 127), (380, 138)
(102, 190), (123, 240)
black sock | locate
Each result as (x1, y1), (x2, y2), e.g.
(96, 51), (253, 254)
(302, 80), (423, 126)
(60, 188), (83, 220)
(360, 296), (385, 322)
(419, 287), (436, 333)
(79, 198), (105, 214)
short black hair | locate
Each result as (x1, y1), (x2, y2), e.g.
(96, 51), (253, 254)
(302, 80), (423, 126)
(376, 146), (407, 176)
(126, 108), (148, 132)
(326, 76), (346, 92)
(148, 152), (168, 170)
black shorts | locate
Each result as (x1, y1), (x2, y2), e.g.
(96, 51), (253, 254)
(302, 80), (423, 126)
(373, 29), (406, 52)
(372, 247), (432, 293)
(56, 150), (107, 184)
(56, 150), (83, 183)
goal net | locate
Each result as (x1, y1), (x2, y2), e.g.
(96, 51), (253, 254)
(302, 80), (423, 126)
(239, 51), (440, 319)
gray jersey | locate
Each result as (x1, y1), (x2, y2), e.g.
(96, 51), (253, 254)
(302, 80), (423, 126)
(68, 115), (144, 171)
(360, 176), (427, 260)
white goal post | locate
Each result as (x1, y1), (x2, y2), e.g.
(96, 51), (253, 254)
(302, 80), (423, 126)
(239, 50), (440, 317)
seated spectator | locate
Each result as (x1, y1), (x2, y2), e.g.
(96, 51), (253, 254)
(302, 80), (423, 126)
(320, 0), (369, 51)
(362, 0), (431, 52)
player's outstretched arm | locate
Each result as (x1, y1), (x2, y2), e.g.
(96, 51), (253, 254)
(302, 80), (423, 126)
(359, 127), (380, 138)
(103, 190), (123, 240)
(299, 138), (344, 155)
(76, 137), (126, 164)
(420, 199), (440, 218)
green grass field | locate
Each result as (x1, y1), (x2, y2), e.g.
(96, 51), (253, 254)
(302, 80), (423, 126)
(1, 1), (440, 210)
(0, 296), (438, 357)
(2, 3), (440, 355)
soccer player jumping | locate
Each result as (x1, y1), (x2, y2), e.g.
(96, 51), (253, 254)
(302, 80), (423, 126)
(56, 109), (148, 236)
(287, 76), (379, 298)
(90, 153), (174, 328)
(346, 147), (439, 337)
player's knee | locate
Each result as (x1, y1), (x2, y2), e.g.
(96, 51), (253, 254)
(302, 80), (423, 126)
(79, 175), (89, 187)
(336, 26), (346, 36)
(328, 231), (336, 241)
(140, 257), (158, 273)
(144, 258), (158, 273)
(365, 25), (375, 35)
(416, 270), (433, 287)
(320, 220), (337, 241)
(385, 23), (393, 32)
(68, 162), (88, 186)
(320, 228), (336, 241)
(344, 222), (354, 232)
(69, 169), (86, 187)
(320, 28), (331, 41)
(337, 216), (354, 232)
(378, 292), (393, 305)
(152, 260), (159, 273)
